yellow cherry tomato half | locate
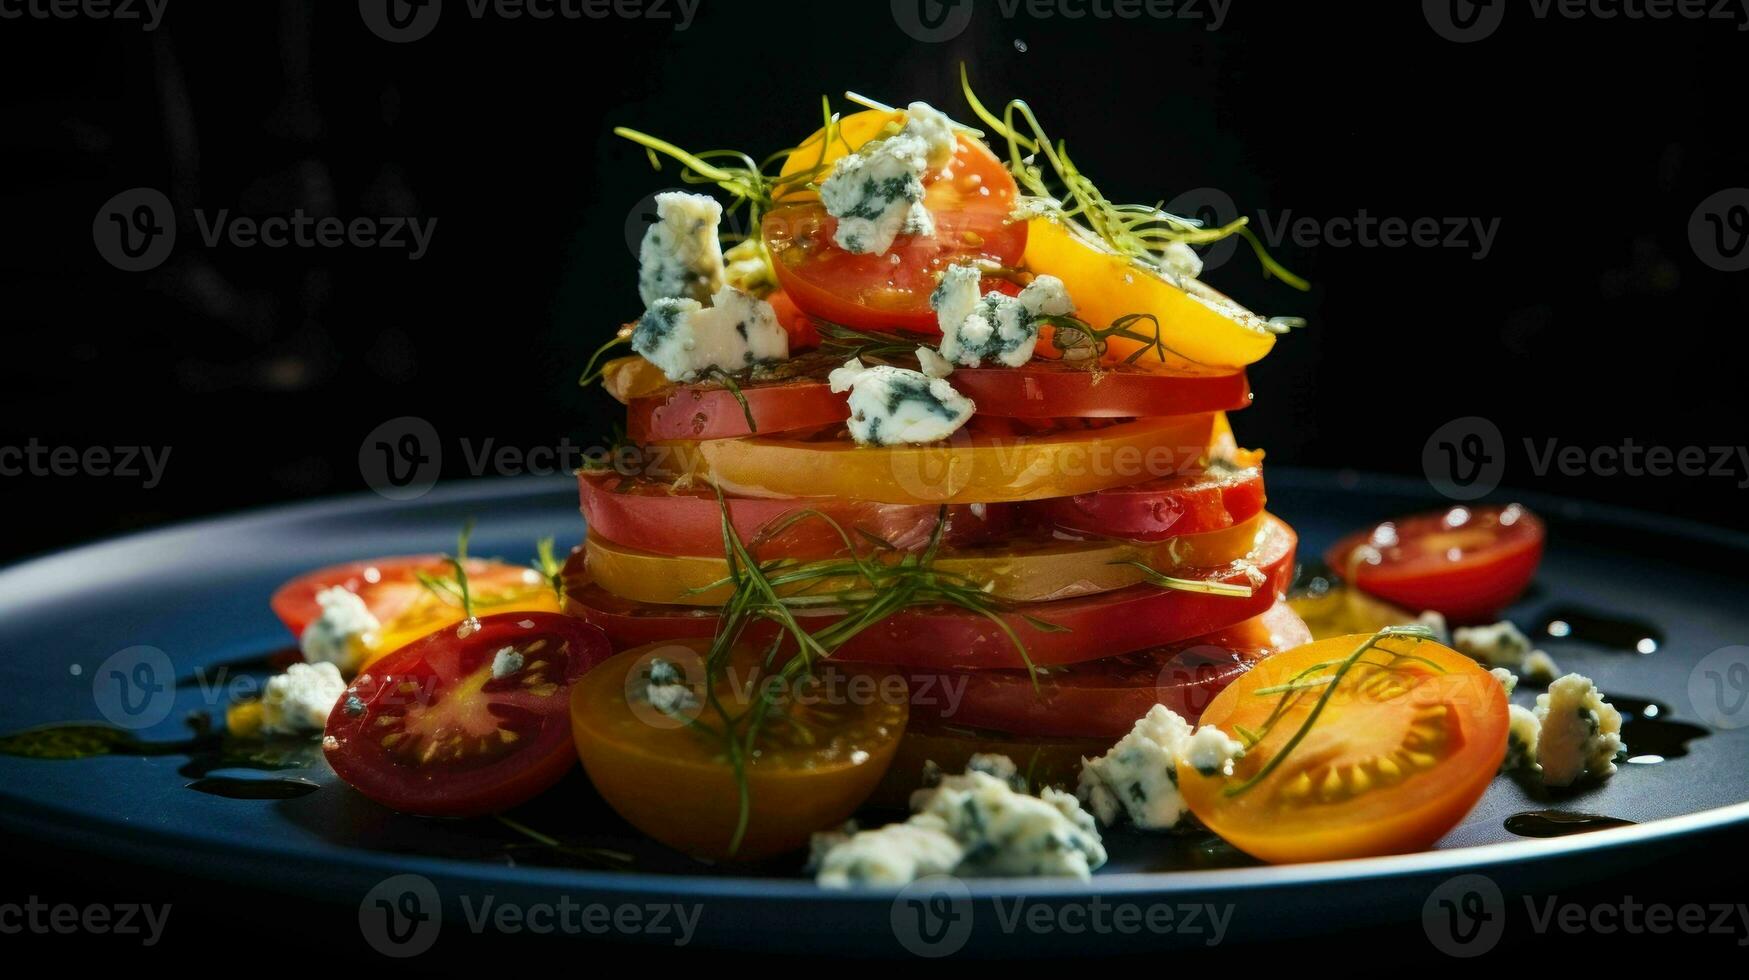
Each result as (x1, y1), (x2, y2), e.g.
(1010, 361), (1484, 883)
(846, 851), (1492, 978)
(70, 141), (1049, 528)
(653, 414), (1217, 505)
(1024, 216), (1279, 370)
(1179, 633), (1508, 864)
(583, 512), (1266, 605)
(570, 639), (907, 861)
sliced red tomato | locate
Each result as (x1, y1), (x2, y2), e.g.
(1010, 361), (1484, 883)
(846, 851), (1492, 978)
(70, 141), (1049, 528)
(764, 115), (1026, 332)
(1035, 463), (1267, 542)
(322, 612), (611, 817)
(1324, 503), (1545, 624)
(578, 470), (1019, 561)
(893, 601), (1311, 738)
(271, 556), (555, 639)
(764, 289), (820, 350)
(562, 514), (1297, 668)
(1180, 632), (1509, 863)
(951, 359), (1252, 419)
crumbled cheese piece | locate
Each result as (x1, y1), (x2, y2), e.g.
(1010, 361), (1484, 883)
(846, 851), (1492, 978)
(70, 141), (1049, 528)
(637, 191), (726, 305)
(1159, 241), (1204, 281)
(1417, 610), (1451, 645)
(1077, 704), (1243, 831)
(1490, 667), (1519, 695)
(929, 264), (1075, 368)
(258, 662), (347, 736)
(827, 357), (974, 446)
(1504, 703), (1541, 771)
(299, 587), (379, 673)
(1452, 620), (1533, 669)
(915, 345), (955, 379)
(643, 657), (697, 718)
(1534, 673), (1624, 787)
(490, 646), (524, 679)
(1521, 649), (1560, 685)
(632, 285), (789, 382)
(813, 755), (1106, 888)
(818, 103), (956, 255)
(721, 236), (775, 295)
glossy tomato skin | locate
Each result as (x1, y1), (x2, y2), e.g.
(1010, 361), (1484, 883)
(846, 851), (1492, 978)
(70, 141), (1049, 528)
(765, 131), (1026, 332)
(891, 601), (1312, 738)
(271, 555), (444, 637)
(1036, 465), (1267, 542)
(322, 613), (611, 818)
(1180, 633), (1508, 864)
(1325, 504), (1545, 623)
(951, 360), (1252, 420)
(564, 515), (1298, 668)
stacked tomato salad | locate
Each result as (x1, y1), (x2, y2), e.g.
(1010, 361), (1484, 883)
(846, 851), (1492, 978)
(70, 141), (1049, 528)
(241, 78), (1591, 882)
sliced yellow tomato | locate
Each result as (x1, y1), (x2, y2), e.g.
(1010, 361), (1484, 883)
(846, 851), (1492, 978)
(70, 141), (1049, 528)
(775, 108), (904, 199)
(653, 414), (1216, 505)
(584, 512), (1266, 605)
(361, 569), (561, 668)
(571, 639), (907, 861)
(1179, 633), (1509, 864)
(1024, 216), (1278, 370)
(1288, 583), (1422, 642)
(601, 355), (668, 404)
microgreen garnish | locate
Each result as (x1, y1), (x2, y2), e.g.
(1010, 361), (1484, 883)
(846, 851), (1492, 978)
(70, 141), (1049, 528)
(578, 326), (633, 389)
(1110, 560), (1256, 598)
(532, 537), (565, 603)
(1223, 624), (1440, 798)
(1036, 312), (1209, 367)
(959, 64), (1309, 293)
(415, 519), (479, 624)
(700, 367), (758, 433)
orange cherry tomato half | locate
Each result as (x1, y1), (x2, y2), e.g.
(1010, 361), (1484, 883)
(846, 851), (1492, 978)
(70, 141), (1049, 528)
(1325, 503), (1545, 624)
(322, 612), (613, 817)
(1180, 632), (1509, 864)
(893, 600), (1312, 738)
(570, 639), (907, 860)
(764, 118), (1026, 333)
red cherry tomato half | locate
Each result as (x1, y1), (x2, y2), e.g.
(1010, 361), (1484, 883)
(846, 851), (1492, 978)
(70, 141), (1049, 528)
(1324, 503), (1545, 624)
(322, 612), (612, 817)
(1036, 464), (1267, 542)
(271, 556), (546, 638)
(563, 515), (1297, 669)
(578, 470), (1021, 561)
(893, 600), (1312, 738)
(764, 133), (1026, 332)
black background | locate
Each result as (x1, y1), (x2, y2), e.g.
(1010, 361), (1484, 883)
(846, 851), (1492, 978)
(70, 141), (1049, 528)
(3, 0), (1748, 965)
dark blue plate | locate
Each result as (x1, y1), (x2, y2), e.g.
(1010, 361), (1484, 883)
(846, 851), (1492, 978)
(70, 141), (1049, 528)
(2, 470), (1745, 955)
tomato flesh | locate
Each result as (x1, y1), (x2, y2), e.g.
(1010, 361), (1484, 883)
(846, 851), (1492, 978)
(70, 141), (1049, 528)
(571, 639), (906, 860)
(1180, 633), (1508, 863)
(322, 612), (611, 817)
(1036, 464), (1266, 542)
(1324, 503), (1545, 623)
(893, 601), (1311, 738)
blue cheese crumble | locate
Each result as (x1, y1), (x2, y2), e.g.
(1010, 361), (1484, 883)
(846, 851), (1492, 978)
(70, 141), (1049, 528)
(299, 586), (379, 673)
(1533, 673), (1624, 787)
(1504, 703), (1541, 771)
(633, 285), (790, 382)
(811, 754), (1106, 888)
(1077, 704), (1244, 832)
(1451, 620), (1533, 670)
(637, 191), (726, 306)
(642, 656), (697, 719)
(1521, 649), (1560, 685)
(259, 661), (347, 736)
(929, 264), (1076, 368)
(818, 102), (957, 256)
(827, 357), (974, 446)
(490, 647), (524, 680)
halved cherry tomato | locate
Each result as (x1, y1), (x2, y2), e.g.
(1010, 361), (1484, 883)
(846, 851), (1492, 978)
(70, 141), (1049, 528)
(1024, 215), (1280, 370)
(563, 514), (1297, 668)
(583, 513), (1266, 605)
(570, 639), (906, 860)
(1324, 503), (1545, 624)
(894, 601), (1311, 739)
(764, 109), (1026, 332)
(655, 414), (1216, 505)
(578, 471), (1020, 561)
(1037, 463), (1266, 542)
(322, 612), (611, 817)
(271, 556), (560, 666)
(612, 350), (1250, 442)
(1179, 632), (1508, 863)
